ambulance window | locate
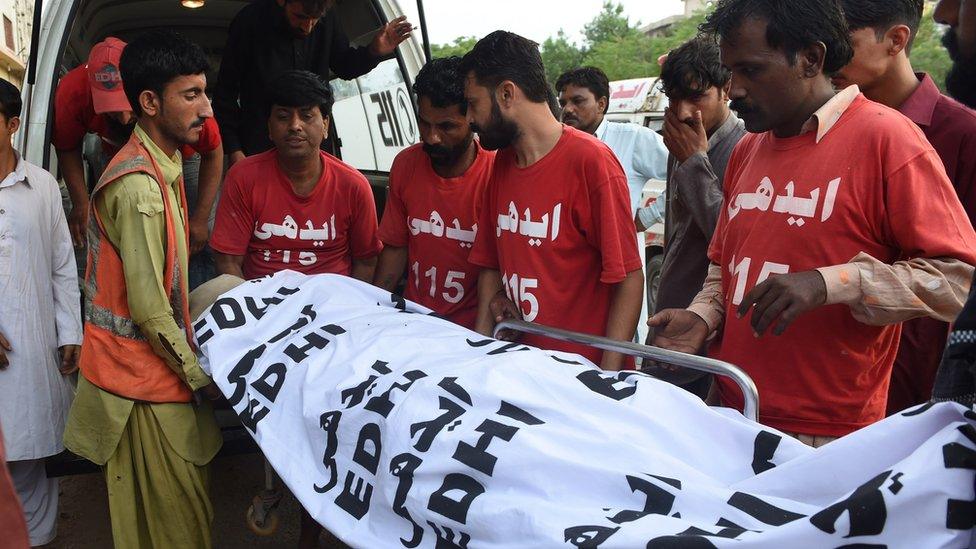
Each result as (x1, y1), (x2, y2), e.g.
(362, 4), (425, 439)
(330, 76), (376, 170)
(354, 58), (418, 172)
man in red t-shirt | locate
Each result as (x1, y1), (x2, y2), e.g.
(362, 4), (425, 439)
(373, 57), (493, 330)
(212, 69), (380, 281)
(53, 37), (223, 258)
(461, 32), (644, 371)
(211, 69), (380, 546)
(651, 0), (976, 444)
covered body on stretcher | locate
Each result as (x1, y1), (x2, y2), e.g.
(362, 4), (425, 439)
(192, 270), (976, 548)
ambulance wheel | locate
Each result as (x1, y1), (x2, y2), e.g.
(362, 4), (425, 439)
(246, 504), (280, 536)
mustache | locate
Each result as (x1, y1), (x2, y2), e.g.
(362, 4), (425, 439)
(190, 118), (206, 129)
(729, 99), (754, 114)
(422, 142), (450, 156)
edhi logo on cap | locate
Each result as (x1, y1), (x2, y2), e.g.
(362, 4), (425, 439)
(93, 63), (122, 90)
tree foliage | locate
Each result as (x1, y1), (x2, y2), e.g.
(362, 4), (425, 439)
(910, 4), (952, 92)
(428, 1), (952, 91)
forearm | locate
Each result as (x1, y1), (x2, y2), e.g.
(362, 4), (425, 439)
(191, 147), (223, 223)
(373, 246), (408, 292)
(215, 252), (246, 279)
(600, 269), (644, 371)
(138, 315), (210, 390)
(687, 262), (725, 333)
(351, 256), (378, 284)
(475, 269), (503, 336)
(817, 254), (974, 325)
(672, 153), (722, 236)
(57, 148), (88, 208)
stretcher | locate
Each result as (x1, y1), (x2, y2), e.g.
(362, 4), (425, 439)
(493, 319), (760, 421)
(242, 319), (763, 537)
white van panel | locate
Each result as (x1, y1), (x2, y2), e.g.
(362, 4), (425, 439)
(333, 95), (378, 171)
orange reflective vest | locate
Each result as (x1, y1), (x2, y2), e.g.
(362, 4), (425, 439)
(78, 133), (194, 403)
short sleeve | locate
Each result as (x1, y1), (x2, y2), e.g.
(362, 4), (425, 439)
(348, 177), (383, 259)
(377, 154), (411, 248)
(883, 149), (976, 263)
(581, 161), (642, 283)
(210, 166), (254, 255)
(467, 177), (499, 269)
(52, 71), (89, 151)
(632, 126), (669, 182)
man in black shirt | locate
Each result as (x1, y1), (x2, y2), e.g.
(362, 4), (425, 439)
(215, 0), (412, 166)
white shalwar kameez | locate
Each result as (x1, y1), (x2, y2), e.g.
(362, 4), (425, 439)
(0, 153), (82, 546)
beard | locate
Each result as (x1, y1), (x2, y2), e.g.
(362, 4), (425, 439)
(943, 30), (976, 109)
(470, 97), (519, 151)
(423, 133), (473, 167)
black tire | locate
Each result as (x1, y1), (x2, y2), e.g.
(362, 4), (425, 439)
(646, 253), (664, 314)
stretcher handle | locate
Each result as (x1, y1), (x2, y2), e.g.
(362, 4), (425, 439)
(493, 319), (760, 422)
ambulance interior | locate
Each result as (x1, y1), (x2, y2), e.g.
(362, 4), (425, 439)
(49, 0), (419, 203)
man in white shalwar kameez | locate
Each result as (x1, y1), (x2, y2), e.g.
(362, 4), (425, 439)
(0, 78), (82, 546)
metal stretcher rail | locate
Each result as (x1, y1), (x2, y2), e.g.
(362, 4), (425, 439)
(493, 319), (760, 422)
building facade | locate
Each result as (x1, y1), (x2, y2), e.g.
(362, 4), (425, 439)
(0, 0), (32, 88)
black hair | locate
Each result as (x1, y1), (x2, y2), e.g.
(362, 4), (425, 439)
(0, 78), (21, 120)
(700, 0), (854, 75)
(119, 30), (210, 116)
(840, 0), (923, 50)
(459, 31), (549, 104)
(284, 0), (331, 14)
(555, 67), (611, 114)
(660, 36), (731, 99)
(270, 70), (335, 116)
(413, 57), (466, 113)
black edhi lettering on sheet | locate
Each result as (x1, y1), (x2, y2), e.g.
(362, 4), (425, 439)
(577, 370), (637, 401)
(727, 492), (805, 526)
(564, 525), (621, 548)
(267, 303), (317, 343)
(427, 521), (471, 549)
(452, 419), (518, 476)
(609, 476), (677, 524)
(410, 396), (466, 452)
(944, 427), (976, 530)
(390, 453), (424, 547)
(751, 431), (781, 474)
(313, 411), (341, 493)
(900, 402), (935, 417)
(365, 370), (427, 418)
(809, 471), (891, 537)
(427, 473), (485, 524)
(334, 422), (383, 520)
(211, 297), (246, 329)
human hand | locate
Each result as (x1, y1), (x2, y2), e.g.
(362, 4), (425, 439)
(189, 217), (210, 255)
(737, 271), (827, 337)
(647, 309), (710, 355)
(58, 345), (80, 375)
(489, 290), (522, 341)
(663, 108), (708, 163)
(370, 16), (413, 57)
(198, 383), (223, 401)
(68, 200), (90, 248)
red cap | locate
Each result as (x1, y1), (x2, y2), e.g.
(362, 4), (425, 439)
(87, 37), (130, 114)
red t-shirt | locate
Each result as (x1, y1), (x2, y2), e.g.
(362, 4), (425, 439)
(378, 143), (494, 329)
(211, 150), (383, 279)
(709, 94), (976, 437)
(53, 65), (221, 158)
(469, 126), (642, 365)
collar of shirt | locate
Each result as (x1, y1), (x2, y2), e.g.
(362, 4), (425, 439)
(798, 84), (861, 144)
(0, 150), (28, 190)
(897, 73), (940, 128)
(707, 111), (742, 150)
(595, 117), (610, 141)
(134, 124), (182, 186)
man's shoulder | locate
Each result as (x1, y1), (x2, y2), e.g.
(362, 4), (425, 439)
(931, 93), (976, 137)
(324, 151), (370, 190)
(563, 125), (619, 159)
(226, 150), (278, 182)
(23, 161), (59, 189)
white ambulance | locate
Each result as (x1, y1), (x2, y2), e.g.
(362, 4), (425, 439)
(16, 0), (426, 211)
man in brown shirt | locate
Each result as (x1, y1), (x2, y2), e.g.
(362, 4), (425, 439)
(835, 0), (976, 413)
